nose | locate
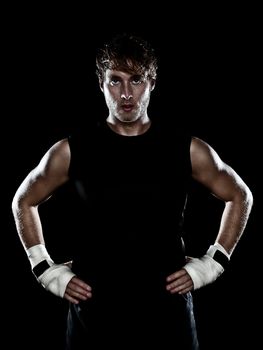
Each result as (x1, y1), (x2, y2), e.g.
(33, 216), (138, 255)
(121, 94), (132, 100)
(121, 84), (133, 100)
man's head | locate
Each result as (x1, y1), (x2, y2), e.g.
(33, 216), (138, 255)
(96, 33), (158, 85)
(96, 33), (158, 127)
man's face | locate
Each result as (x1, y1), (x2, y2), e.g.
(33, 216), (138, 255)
(101, 69), (154, 123)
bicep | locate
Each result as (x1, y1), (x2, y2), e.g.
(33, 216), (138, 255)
(14, 139), (70, 207)
(190, 137), (245, 202)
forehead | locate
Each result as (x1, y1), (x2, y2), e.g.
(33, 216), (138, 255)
(105, 69), (140, 79)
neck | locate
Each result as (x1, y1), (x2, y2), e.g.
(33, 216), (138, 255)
(106, 115), (151, 136)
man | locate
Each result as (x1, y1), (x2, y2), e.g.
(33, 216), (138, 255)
(12, 33), (253, 349)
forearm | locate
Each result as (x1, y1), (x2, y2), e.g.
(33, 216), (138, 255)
(216, 188), (253, 254)
(12, 200), (45, 249)
(12, 197), (79, 299)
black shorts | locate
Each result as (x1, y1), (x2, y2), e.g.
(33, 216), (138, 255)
(65, 291), (199, 349)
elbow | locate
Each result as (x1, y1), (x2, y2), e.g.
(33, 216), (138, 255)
(11, 191), (28, 217)
(241, 184), (253, 212)
(11, 187), (38, 217)
(11, 192), (22, 216)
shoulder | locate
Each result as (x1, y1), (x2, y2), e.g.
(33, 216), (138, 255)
(39, 138), (70, 177)
(153, 119), (191, 144)
(68, 121), (102, 149)
(190, 137), (222, 166)
(45, 138), (70, 163)
(190, 136), (225, 183)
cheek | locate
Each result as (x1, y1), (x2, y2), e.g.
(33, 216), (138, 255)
(104, 89), (114, 102)
(105, 92), (119, 109)
(139, 88), (151, 103)
(106, 88), (119, 101)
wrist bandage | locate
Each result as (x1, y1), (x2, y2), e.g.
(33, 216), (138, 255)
(26, 244), (75, 298)
(183, 243), (230, 290)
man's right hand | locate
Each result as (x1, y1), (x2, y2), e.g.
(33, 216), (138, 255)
(64, 277), (92, 304)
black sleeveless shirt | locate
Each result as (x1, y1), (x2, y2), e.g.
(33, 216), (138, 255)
(68, 120), (192, 302)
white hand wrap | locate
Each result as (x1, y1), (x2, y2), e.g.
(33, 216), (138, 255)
(183, 243), (230, 290)
(38, 263), (76, 298)
(26, 244), (54, 268)
(26, 244), (76, 298)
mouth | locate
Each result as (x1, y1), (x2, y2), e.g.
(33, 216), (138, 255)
(121, 104), (134, 112)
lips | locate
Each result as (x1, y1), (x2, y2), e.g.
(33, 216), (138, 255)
(121, 104), (134, 112)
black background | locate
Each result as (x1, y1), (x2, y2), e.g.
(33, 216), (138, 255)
(4, 4), (260, 349)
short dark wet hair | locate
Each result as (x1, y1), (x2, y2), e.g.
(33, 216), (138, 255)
(96, 33), (158, 83)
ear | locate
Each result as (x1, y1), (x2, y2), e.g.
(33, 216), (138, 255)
(150, 79), (156, 91)
(99, 79), (104, 92)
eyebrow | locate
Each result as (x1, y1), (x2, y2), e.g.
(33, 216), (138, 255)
(109, 74), (143, 80)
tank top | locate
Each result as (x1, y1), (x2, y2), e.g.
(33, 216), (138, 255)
(68, 120), (192, 303)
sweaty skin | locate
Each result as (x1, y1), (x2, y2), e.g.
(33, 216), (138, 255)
(12, 70), (253, 303)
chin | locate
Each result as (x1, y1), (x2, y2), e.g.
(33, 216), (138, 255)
(122, 118), (136, 123)
(118, 115), (137, 123)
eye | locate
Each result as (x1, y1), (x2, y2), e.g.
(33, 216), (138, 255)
(131, 76), (143, 85)
(132, 79), (142, 85)
(109, 78), (120, 86)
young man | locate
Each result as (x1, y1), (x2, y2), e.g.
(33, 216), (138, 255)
(12, 33), (253, 349)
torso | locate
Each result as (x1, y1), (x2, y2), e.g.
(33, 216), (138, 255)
(68, 120), (192, 301)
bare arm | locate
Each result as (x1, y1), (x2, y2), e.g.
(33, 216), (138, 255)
(12, 139), (92, 303)
(166, 136), (253, 294)
(190, 137), (253, 254)
(12, 138), (70, 248)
